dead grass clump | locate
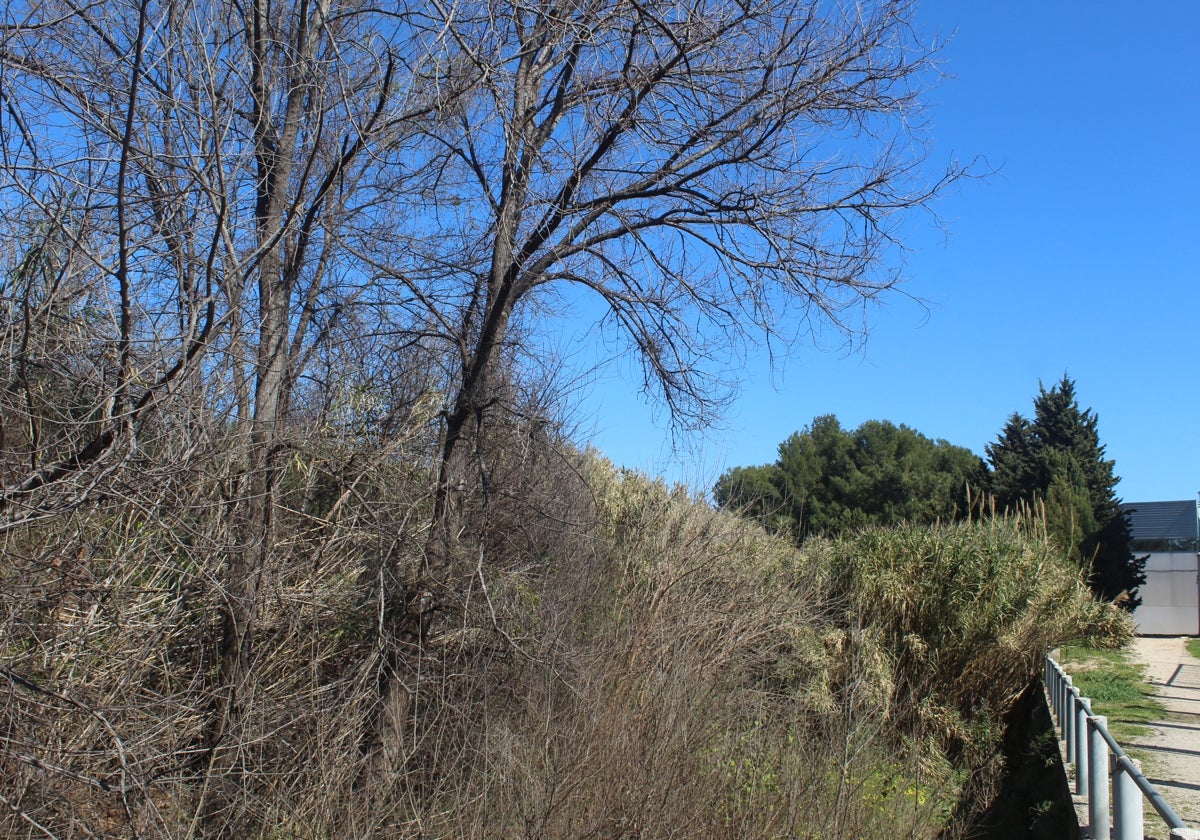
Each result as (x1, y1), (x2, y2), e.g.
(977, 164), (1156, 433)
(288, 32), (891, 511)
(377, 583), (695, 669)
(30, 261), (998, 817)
(411, 463), (961, 839)
(0, 416), (439, 838)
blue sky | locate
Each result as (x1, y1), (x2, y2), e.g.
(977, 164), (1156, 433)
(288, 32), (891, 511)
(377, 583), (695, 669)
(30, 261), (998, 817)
(568, 1), (1200, 504)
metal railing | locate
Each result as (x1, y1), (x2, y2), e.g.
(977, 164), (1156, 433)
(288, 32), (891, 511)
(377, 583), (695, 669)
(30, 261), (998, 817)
(1045, 655), (1200, 840)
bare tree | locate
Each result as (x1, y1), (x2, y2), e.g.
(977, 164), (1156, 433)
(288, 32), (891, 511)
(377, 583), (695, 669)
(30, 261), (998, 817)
(377, 0), (964, 572)
(0, 0), (450, 818)
(295, 0), (970, 789)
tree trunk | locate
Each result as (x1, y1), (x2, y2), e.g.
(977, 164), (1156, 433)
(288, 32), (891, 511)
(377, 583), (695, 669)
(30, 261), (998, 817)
(365, 282), (515, 780)
(203, 0), (300, 808)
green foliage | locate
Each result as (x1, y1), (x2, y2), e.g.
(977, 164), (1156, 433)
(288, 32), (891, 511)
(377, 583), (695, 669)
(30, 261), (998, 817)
(585, 463), (1007, 837)
(600, 468), (1131, 835)
(986, 375), (1145, 608)
(1042, 452), (1098, 566)
(1074, 671), (1146, 704)
(1187, 639), (1200, 661)
(715, 414), (987, 540)
(854, 762), (964, 833)
(711, 464), (788, 531)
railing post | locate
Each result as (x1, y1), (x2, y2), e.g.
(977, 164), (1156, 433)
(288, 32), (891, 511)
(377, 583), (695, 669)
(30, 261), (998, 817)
(1113, 756), (1143, 840)
(1051, 660), (1061, 722)
(1075, 692), (1089, 796)
(1051, 662), (1060, 715)
(1063, 676), (1075, 756)
(1047, 659), (1055, 713)
(1089, 715), (1110, 840)
(1061, 673), (1069, 731)
(1054, 665), (1063, 720)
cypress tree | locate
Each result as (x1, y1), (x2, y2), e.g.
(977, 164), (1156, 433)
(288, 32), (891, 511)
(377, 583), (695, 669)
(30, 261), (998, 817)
(1041, 452), (1098, 567)
(986, 375), (1145, 608)
(988, 412), (1040, 511)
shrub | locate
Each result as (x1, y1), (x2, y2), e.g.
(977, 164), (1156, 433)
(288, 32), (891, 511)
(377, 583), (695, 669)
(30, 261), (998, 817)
(818, 517), (1131, 832)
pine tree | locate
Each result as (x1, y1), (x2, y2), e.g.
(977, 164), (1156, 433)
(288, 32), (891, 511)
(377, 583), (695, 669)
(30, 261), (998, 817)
(717, 414), (987, 540)
(986, 375), (1145, 608)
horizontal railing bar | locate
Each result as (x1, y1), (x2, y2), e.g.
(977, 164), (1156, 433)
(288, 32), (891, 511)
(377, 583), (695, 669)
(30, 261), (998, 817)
(1093, 715), (1125, 757)
(1113, 754), (1188, 830)
(1047, 654), (1191, 832)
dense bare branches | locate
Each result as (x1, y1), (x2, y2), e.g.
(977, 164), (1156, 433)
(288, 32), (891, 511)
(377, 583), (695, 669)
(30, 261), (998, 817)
(0, 0), (958, 530)
(393, 0), (959, 435)
(0, 0), (444, 512)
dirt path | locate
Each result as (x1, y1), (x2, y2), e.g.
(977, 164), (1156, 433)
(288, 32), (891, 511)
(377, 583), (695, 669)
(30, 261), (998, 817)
(1125, 636), (1200, 826)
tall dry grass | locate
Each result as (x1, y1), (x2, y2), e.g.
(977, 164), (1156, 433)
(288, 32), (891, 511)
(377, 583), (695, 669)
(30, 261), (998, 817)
(408, 463), (964, 839)
(1, 430), (1130, 838)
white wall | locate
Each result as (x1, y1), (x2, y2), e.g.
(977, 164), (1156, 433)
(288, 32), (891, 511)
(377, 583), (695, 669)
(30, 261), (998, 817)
(1134, 551), (1199, 636)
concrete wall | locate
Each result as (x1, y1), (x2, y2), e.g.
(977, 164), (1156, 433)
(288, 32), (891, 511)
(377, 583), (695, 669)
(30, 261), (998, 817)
(1134, 551), (1200, 636)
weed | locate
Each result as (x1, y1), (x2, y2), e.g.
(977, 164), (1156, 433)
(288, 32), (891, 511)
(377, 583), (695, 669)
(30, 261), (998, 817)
(1186, 638), (1200, 661)
(1057, 644), (1164, 739)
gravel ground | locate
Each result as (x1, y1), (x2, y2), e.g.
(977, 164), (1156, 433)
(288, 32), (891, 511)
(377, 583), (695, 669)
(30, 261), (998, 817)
(1125, 636), (1200, 828)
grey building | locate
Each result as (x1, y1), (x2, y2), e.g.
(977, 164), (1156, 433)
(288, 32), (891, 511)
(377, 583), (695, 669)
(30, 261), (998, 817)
(1121, 500), (1199, 635)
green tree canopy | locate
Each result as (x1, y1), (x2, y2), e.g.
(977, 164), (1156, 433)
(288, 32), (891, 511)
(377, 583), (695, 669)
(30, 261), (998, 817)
(715, 415), (987, 540)
(985, 375), (1145, 607)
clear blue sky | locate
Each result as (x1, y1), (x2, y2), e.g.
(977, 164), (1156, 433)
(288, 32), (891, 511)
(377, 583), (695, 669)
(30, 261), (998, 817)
(568, 0), (1200, 504)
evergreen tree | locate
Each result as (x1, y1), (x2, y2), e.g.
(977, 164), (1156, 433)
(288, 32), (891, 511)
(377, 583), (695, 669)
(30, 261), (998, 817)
(716, 415), (987, 540)
(986, 375), (1145, 608)
(1041, 452), (1098, 567)
(712, 464), (788, 532)
(987, 413), (1040, 511)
